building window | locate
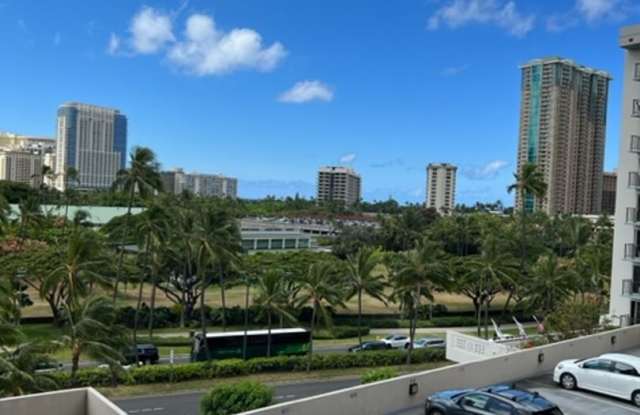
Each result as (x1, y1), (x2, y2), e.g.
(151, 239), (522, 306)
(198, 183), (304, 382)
(631, 135), (640, 153)
(284, 239), (297, 249)
(241, 239), (255, 251)
(270, 239), (283, 250)
(635, 63), (640, 81)
(298, 239), (310, 249)
(256, 239), (269, 250)
(634, 99), (640, 118)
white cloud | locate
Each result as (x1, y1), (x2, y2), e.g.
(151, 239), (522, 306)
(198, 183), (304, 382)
(278, 81), (334, 104)
(577, 0), (620, 21)
(339, 153), (356, 164)
(427, 0), (535, 37)
(130, 6), (175, 54)
(107, 33), (120, 55)
(53, 32), (61, 46)
(168, 14), (286, 75)
(441, 64), (469, 76)
(462, 160), (509, 180)
(546, 0), (630, 32)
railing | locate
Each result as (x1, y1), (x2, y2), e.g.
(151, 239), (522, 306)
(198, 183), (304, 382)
(624, 243), (640, 261)
(630, 172), (640, 189)
(627, 207), (640, 224)
(622, 279), (640, 296)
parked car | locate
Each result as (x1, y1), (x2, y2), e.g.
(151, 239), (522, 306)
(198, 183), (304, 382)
(425, 384), (563, 415)
(382, 334), (410, 349)
(414, 337), (446, 350)
(554, 353), (640, 406)
(348, 341), (389, 352)
(123, 344), (159, 365)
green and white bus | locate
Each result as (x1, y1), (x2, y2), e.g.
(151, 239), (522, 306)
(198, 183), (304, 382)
(191, 328), (311, 361)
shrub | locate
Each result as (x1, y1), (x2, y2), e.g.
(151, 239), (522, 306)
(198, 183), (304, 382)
(200, 381), (272, 415)
(361, 367), (398, 384)
(313, 326), (371, 339)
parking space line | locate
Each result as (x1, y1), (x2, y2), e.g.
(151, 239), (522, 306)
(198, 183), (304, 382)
(523, 380), (640, 414)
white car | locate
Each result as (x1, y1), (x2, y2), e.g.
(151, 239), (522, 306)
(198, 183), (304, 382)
(554, 353), (640, 406)
(382, 334), (410, 349)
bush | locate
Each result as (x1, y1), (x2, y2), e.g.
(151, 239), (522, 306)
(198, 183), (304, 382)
(313, 326), (371, 339)
(361, 367), (398, 384)
(200, 381), (272, 415)
(49, 348), (445, 389)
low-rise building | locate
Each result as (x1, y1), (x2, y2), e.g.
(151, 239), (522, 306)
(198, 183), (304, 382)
(161, 168), (237, 198)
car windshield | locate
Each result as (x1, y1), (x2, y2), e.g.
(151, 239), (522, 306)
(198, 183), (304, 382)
(385, 335), (395, 340)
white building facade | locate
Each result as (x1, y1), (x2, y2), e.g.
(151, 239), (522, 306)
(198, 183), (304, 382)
(161, 168), (238, 198)
(610, 25), (640, 326)
(426, 163), (457, 214)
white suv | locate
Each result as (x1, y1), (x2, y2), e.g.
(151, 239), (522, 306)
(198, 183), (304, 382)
(554, 353), (640, 406)
(382, 334), (410, 349)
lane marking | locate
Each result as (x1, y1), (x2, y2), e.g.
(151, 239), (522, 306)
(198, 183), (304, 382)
(523, 380), (640, 414)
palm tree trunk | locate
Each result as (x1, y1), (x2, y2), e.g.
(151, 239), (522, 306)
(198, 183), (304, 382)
(219, 268), (227, 332)
(148, 271), (157, 338)
(406, 284), (420, 365)
(133, 276), (144, 365)
(112, 186), (135, 304)
(357, 288), (363, 347)
(267, 310), (272, 357)
(200, 270), (210, 361)
(483, 299), (490, 340)
(475, 299), (482, 337)
(306, 301), (317, 372)
(242, 280), (250, 360)
(71, 346), (80, 382)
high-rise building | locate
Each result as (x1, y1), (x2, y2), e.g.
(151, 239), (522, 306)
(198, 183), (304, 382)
(161, 168), (238, 198)
(54, 102), (127, 191)
(515, 57), (611, 215)
(0, 132), (55, 187)
(426, 163), (457, 214)
(602, 171), (617, 216)
(316, 166), (361, 206)
(610, 25), (640, 326)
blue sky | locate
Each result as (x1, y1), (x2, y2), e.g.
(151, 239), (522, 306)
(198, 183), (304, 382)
(0, 0), (638, 204)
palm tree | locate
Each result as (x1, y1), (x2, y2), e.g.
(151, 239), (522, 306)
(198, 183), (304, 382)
(62, 296), (126, 380)
(507, 163), (547, 278)
(61, 167), (79, 234)
(111, 147), (162, 304)
(253, 270), (296, 357)
(390, 238), (448, 364)
(465, 235), (517, 339)
(575, 243), (611, 306)
(0, 340), (59, 397)
(345, 247), (386, 346)
(526, 254), (573, 318)
(297, 262), (346, 371)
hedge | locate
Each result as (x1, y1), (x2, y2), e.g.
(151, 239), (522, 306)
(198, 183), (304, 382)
(361, 367), (398, 384)
(200, 381), (272, 415)
(49, 348), (445, 389)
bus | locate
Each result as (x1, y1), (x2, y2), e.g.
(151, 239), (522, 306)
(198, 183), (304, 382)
(191, 328), (311, 361)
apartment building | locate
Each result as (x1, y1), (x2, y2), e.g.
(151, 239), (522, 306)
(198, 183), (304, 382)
(515, 57), (611, 215)
(54, 102), (127, 191)
(610, 25), (640, 326)
(602, 171), (617, 216)
(161, 168), (237, 198)
(426, 163), (456, 214)
(0, 132), (55, 187)
(316, 166), (361, 207)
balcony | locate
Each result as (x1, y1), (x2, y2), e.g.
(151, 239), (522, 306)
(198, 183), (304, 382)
(627, 208), (640, 225)
(622, 279), (640, 299)
(629, 172), (640, 189)
(624, 243), (640, 262)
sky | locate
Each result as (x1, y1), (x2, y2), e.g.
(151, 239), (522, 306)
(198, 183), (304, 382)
(0, 0), (638, 205)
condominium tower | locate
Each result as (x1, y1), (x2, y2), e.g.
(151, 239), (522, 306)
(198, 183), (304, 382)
(426, 163), (457, 214)
(161, 168), (238, 198)
(515, 57), (611, 215)
(54, 102), (127, 191)
(0, 132), (55, 187)
(610, 25), (640, 326)
(316, 166), (361, 206)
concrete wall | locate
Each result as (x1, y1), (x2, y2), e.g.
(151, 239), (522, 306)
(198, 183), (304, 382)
(244, 325), (640, 415)
(446, 331), (515, 363)
(0, 388), (126, 415)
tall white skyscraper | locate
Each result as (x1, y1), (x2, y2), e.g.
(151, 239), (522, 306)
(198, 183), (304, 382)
(609, 25), (640, 326)
(426, 163), (457, 214)
(54, 102), (127, 191)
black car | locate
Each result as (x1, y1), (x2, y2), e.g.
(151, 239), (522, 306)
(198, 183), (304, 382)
(425, 384), (563, 415)
(124, 344), (160, 365)
(348, 341), (389, 352)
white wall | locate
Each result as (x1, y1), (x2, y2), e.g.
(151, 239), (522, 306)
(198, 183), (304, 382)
(446, 331), (515, 363)
(0, 388), (126, 415)
(243, 325), (640, 415)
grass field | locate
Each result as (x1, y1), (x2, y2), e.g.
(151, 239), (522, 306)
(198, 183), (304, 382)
(22, 285), (507, 318)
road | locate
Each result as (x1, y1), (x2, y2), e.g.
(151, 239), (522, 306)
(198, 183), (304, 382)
(114, 378), (360, 415)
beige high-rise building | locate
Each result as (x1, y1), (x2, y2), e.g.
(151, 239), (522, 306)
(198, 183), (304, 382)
(0, 149), (44, 187)
(316, 166), (361, 206)
(515, 57), (611, 215)
(426, 163), (456, 214)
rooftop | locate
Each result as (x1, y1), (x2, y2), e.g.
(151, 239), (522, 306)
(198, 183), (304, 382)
(520, 56), (612, 79)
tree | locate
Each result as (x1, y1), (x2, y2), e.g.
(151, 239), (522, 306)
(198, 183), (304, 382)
(296, 262), (346, 371)
(62, 296), (126, 380)
(525, 254), (573, 318)
(0, 339), (58, 397)
(507, 163), (547, 279)
(345, 247), (386, 346)
(253, 270), (295, 357)
(111, 147), (162, 304)
(389, 237), (448, 364)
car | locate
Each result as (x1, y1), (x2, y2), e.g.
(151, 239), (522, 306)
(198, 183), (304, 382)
(554, 353), (640, 406)
(382, 334), (410, 349)
(348, 341), (389, 352)
(123, 343), (159, 365)
(414, 337), (446, 349)
(425, 384), (563, 415)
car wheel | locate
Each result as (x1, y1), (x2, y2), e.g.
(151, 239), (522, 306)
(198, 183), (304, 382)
(560, 373), (577, 390)
(404, 343), (410, 349)
(632, 391), (640, 407)
(386, 344), (391, 349)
